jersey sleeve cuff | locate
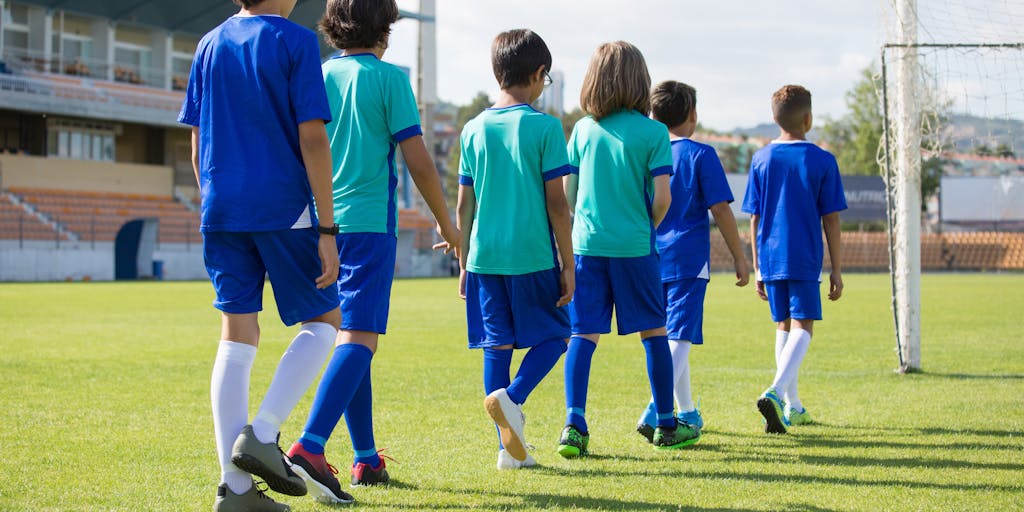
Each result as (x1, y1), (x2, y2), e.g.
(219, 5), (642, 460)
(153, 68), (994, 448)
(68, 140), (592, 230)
(650, 165), (673, 177)
(542, 164), (573, 181)
(568, 165), (580, 175)
(392, 124), (423, 143)
(177, 112), (199, 126)
(458, 175), (474, 186)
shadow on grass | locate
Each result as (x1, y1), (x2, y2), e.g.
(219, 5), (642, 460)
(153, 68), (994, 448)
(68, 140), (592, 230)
(716, 452), (1024, 472)
(914, 372), (1024, 380)
(388, 486), (769, 511)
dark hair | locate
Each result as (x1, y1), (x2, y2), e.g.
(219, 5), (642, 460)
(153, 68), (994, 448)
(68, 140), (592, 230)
(232, 0), (266, 7)
(580, 41), (651, 120)
(772, 85), (812, 133)
(320, 0), (399, 50)
(491, 29), (552, 89)
(650, 81), (697, 128)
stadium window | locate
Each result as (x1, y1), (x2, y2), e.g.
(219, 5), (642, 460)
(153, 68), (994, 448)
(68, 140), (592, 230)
(46, 118), (117, 162)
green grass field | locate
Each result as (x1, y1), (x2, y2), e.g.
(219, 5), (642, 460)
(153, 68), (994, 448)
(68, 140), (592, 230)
(1, 274), (1022, 511)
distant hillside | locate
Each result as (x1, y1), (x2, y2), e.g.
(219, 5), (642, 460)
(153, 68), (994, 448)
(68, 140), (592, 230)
(728, 123), (821, 142)
(944, 114), (1024, 154)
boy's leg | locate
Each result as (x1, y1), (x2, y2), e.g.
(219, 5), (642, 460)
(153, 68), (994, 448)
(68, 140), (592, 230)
(212, 330), (257, 495)
(640, 329), (675, 429)
(298, 335), (375, 454)
(507, 338), (568, 405)
(564, 335), (598, 432)
(770, 280), (820, 396)
(669, 340), (693, 412)
(483, 347), (513, 450)
(344, 357), (388, 486)
(506, 269), (572, 405)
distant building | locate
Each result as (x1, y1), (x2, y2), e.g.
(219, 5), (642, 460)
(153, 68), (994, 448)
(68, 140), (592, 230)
(535, 69), (564, 116)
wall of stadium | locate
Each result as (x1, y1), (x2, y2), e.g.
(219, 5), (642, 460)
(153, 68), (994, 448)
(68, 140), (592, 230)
(0, 241), (203, 281)
(0, 154), (173, 195)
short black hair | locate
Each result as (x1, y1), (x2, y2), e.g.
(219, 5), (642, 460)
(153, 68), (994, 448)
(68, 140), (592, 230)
(232, 0), (266, 7)
(772, 85), (812, 133)
(320, 0), (399, 50)
(491, 29), (552, 89)
(650, 81), (697, 128)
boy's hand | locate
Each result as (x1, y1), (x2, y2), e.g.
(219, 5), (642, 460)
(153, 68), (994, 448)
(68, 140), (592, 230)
(828, 271), (844, 301)
(556, 266), (575, 308)
(315, 234), (339, 289)
(755, 279), (767, 301)
(432, 223), (461, 258)
(734, 260), (751, 287)
(459, 269), (468, 300)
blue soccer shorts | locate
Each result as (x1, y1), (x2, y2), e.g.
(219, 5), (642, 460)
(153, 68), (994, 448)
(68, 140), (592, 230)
(203, 229), (340, 326)
(765, 279), (822, 322)
(335, 232), (397, 334)
(465, 268), (570, 349)
(664, 277), (709, 344)
(569, 254), (666, 336)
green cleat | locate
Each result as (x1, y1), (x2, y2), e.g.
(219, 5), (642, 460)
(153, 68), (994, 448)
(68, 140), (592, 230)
(785, 405), (813, 426)
(213, 482), (290, 512)
(636, 422), (655, 444)
(756, 387), (787, 434)
(652, 419), (701, 450)
(557, 425), (589, 458)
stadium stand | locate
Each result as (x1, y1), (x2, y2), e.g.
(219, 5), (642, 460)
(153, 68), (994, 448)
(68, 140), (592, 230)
(0, 193), (67, 241)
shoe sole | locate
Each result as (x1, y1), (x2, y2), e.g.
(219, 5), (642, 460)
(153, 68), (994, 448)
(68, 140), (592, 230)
(757, 397), (788, 434)
(289, 462), (354, 504)
(351, 475), (389, 488)
(557, 444), (584, 458)
(484, 395), (528, 462)
(231, 453), (307, 497)
(654, 434), (701, 450)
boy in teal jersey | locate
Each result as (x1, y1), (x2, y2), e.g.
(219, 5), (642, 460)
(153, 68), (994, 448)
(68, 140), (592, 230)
(457, 29), (574, 470)
(559, 42), (700, 457)
(286, 0), (459, 504)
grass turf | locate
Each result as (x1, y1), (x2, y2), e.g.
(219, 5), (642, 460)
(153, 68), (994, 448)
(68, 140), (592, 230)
(0, 273), (1021, 511)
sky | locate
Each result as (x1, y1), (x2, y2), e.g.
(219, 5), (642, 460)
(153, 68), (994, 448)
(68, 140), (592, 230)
(382, 0), (888, 131)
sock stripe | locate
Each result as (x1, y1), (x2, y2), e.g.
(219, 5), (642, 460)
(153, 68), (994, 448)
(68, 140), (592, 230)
(353, 448), (378, 458)
(300, 431), (328, 447)
(567, 406), (585, 416)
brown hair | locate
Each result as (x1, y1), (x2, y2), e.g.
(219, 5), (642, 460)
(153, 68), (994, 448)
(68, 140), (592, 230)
(650, 81), (697, 128)
(491, 29), (552, 89)
(319, 0), (399, 50)
(579, 41), (651, 120)
(772, 85), (812, 133)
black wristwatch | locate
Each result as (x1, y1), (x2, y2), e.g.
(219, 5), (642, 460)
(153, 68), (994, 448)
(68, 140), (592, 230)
(316, 223), (340, 235)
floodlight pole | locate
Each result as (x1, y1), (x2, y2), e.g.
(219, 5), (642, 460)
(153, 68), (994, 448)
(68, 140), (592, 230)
(892, 0), (922, 372)
(415, 0), (437, 214)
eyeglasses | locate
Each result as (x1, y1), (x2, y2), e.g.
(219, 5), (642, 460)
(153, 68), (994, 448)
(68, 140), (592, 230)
(544, 71), (553, 87)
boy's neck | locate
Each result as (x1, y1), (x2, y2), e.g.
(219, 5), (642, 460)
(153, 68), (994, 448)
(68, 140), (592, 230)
(668, 121), (696, 140)
(493, 87), (535, 109)
(776, 129), (807, 142)
(343, 47), (385, 59)
(240, 1), (284, 16)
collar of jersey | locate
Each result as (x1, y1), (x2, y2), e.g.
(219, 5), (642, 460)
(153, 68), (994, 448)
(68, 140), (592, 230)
(331, 52), (378, 60)
(770, 139), (813, 145)
(485, 103), (537, 112)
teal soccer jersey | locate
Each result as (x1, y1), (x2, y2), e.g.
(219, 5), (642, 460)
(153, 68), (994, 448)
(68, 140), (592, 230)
(568, 110), (673, 257)
(459, 104), (572, 274)
(322, 53), (422, 235)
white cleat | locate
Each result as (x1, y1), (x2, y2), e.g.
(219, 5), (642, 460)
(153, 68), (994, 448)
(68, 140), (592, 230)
(484, 389), (528, 462)
(497, 449), (537, 470)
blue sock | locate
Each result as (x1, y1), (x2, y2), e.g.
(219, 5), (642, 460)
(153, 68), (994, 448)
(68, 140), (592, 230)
(507, 339), (567, 405)
(642, 335), (675, 428)
(483, 348), (513, 449)
(298, 344), (373, 454)
(639, 400), (657, 427)
(483, 347), (513, 395)
(564, 336), (596, 433)
(344, 366), (380, 467)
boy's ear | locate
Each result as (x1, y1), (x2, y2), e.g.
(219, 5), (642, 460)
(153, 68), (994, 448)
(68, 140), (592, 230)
(531, 65), (546, 84)
(688, 109), (697, 124)
(804, 111), (813, 131)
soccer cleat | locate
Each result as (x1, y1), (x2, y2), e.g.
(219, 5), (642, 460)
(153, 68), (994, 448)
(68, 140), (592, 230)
(496, 448), (537, 470)
(213, 481), (290, 512)
(351, 459), (389, 487)
(652, 419), (701, 449)
(785, 405), (813, 426)
(285, 443), (353, 504)
(483, 389), (528, 462)
(756, 387), (787, 434)
(557, 425), (590, 458)
(677, 408), (704, 430)
(636, 422), (656, 444)
(231, 425), (307, 496)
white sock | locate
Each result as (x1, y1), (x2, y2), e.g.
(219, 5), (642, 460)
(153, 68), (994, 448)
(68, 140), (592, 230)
(211, 340), (256, 494)
(252, 322), (336, 444)
(669, 340), (694, 412)
(774, 330), (789, 369)
(772, 329), (811, 396)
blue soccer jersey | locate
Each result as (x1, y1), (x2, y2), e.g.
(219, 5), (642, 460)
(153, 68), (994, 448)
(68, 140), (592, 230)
(178, 15), (331, 232)
(741, 140), (847, 281)
(657, 138), (735, 281)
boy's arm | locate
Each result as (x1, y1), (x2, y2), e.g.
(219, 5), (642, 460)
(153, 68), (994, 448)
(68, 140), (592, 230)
(563, 173), (579, 214)
(399, 135), (460, 256)
(545, 179), (575, 307)
(651, 174), (672, 228)
(750, 214), (767, 300)
(456, 184), (475, 299)
(298, 119), (339, 289)
(190, 127), (200, 188)
(822, 211), (843, 301)
(709, 201), (750, 287)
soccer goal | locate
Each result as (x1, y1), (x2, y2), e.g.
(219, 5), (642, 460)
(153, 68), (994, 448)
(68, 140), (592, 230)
(879, 0), (1024, 372)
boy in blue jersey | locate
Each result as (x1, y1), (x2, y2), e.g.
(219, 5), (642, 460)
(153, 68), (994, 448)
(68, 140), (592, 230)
(742, 85), (846, 434)
(284, 0), (459, 503)
(635, 81), (750, 442)
(559, 42), (701, 458)
(458, 29), (574, 470)
(178, 0), (342, 510)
